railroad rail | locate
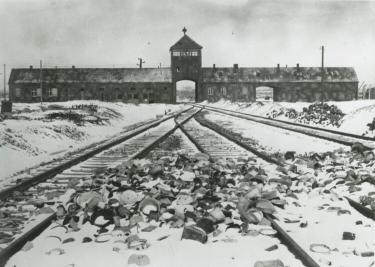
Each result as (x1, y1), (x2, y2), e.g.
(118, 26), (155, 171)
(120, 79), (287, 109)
(187, 112), (374, 266)
(193, 104), (375, 220)
(1, 107), (320, 267)
(2, 105), (372, 267)
(0, 107), (197, 267)
(194, 104), (375, 149)
(178, 116), (320, 267)
(0, 107), (193, 201)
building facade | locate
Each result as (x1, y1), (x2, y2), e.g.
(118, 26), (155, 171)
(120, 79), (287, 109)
(9, 29), (358, 103)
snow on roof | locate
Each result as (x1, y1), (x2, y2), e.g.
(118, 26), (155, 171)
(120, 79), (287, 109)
(202, 67), (358, 83)
(9, 68), (172, 84)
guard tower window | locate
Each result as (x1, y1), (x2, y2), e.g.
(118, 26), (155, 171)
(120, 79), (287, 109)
(192, 51), (198, 56)
(173, 51), (180, 56)
(208, 87), (214, 96)
(221, 87), (227, 96)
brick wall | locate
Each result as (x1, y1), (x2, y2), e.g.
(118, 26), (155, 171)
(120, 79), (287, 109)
(10, 80), (357, 103)
(9, 82), (174, 103)
(201, 81), (358, 102)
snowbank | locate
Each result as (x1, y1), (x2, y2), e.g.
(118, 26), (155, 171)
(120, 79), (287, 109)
(204, 99), (375, 137)
(0, 101), (183, 180)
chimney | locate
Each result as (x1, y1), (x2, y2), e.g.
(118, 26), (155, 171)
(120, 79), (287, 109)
(213, 64), (216, 71)
(276, 64), (280, 72)
(29, 65), (33, 70)
(72, 65), (75, 69)
(296, 63), (300, 70)
(233, 64), (238, 72)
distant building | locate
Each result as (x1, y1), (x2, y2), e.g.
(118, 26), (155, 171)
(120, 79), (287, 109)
(9, 29), (358, 103)
(364, 86), (375, 99)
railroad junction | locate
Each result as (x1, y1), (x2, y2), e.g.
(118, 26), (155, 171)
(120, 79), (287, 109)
(0, 104), (374, 267)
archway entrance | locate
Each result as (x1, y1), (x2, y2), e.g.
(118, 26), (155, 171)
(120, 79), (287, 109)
(176, 80), (196, 103)
(256, 86), (274, 101)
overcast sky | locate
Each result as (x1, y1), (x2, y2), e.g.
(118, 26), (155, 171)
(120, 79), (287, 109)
(0, 0), (374, 84)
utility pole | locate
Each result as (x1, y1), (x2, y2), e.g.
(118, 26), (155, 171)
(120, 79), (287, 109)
(358, 81), (365, 99)
(369, 86), (372, 100)
(3, 64), (6, 101)
(39, 60), (43, 104)
(137, 58), (145, 69)
(320, 46), (325, 103)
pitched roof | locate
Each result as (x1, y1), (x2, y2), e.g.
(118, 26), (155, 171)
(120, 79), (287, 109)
(9, 68), (172, 84)
(202, 67), (358, 83)
(170, 34), (203, 51)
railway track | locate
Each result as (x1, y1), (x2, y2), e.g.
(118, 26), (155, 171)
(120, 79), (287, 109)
(178, 117), (320, 267)
(0, 107), (197, 266)
(191, 110), (374, 266)
(194, 104), (375, 149)
(194, 104), (375, 220)
(1, 106), (372, 267)
(0, 108), (193, 201)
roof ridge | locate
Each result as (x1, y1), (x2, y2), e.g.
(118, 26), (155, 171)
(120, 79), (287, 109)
(170, 34), (203, 50)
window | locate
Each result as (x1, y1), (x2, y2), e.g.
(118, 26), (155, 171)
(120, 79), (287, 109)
(176, 51), (198, 56)
(221, 87), (227, 96)
(208, 87), (214, 96)
(176, 67), (180, 72)
(15, 88), (21, 97)
(32, 88), (41, 97)
(48, 88), (58, 97)
(242, 86), (248, 95)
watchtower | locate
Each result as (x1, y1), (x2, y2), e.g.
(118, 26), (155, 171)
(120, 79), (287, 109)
(170, 27), (203, 103)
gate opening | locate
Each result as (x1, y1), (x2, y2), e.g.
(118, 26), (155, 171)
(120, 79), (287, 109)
(256, 86), (274, 101)
(176, 80), (196, 103)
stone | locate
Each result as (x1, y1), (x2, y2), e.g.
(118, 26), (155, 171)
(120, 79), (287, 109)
(119, 190), (144, 206)
(179, 171), (195, 182)
(181, 225), (208, 244)
(127, 254), (150, 266)
(342, 231), (356, 240)
(21, 241), (33, 251)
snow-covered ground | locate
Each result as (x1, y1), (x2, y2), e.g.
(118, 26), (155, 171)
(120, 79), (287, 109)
(203, 112), (346, 155)
(0, 101), (184, 180)
(204, 99), (375, 137)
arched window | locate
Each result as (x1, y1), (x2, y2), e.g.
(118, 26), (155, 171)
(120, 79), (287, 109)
(208, 87), (214, 96)
(221, 86), (227, 96)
